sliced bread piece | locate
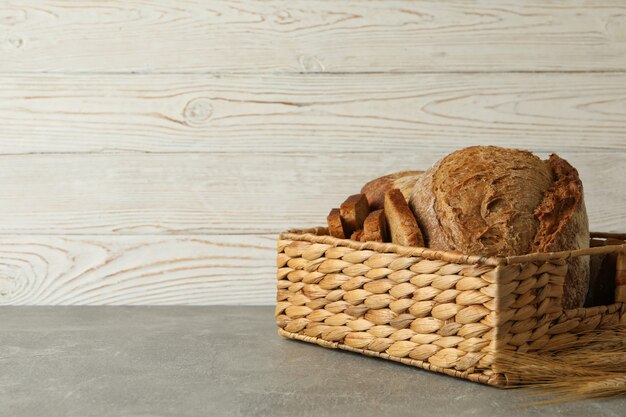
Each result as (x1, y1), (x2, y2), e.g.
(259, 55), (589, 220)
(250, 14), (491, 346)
(363, 209), (389, 243)
(385, 188), (424, 247)
(350, 230), (365, 242)
(340, 194), (370, 237)
(327, 208), (346, 239)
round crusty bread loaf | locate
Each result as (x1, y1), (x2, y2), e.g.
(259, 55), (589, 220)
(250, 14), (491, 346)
(409, 146), (589, 308)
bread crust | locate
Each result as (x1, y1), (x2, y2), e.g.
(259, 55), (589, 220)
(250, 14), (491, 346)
(410, 146), (552, 255)
(340, 194), (370, 237)
(361, 170), (423, 210)
(409, 146), (590, 308)
(350, 230), (365, 242)
(385, 188), (425, 247)
(363, 209), (389, 242)
(327, 208), (346, 239)
(532, 154), (590, 308)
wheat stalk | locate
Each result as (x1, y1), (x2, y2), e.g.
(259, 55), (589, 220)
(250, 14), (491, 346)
(498, 326), (626, 404)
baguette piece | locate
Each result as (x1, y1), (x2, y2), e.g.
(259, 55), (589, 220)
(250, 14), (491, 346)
(340, 194), (370, 237)
(409, 146), (589, 308)
(327, 208), (346, 239)
(363, 209), (389, 243)
(361, 170), (423, 210)
(384, 189), (424, 247)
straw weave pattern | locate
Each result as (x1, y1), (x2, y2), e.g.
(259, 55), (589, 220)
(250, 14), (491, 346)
(276, 228), (626, 386)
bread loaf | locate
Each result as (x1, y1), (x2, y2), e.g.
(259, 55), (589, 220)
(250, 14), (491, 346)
(385, 188), (425, 247)
(361, 170), (423, 210)
(409, 146), (589, 308)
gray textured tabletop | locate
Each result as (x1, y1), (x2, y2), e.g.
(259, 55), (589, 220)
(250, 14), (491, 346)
(1, 307), (624, 417)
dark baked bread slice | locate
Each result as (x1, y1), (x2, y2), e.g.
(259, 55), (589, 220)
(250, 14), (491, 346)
(340, 194), (370, 237)
(385, 188), (424, 247)
(409, 146), (589, 308)
(363, 209), (389, 242)
(361, 170), (423, 210)
(327, 208), (346, 239)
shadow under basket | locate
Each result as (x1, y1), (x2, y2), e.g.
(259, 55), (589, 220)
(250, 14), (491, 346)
(276, 228), (626, 386)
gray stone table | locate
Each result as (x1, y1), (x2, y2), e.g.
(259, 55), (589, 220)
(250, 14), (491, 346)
(1, 307), (624, 417)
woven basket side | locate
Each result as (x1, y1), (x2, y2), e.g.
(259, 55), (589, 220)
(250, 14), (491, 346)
(277, 228), (626, 386)
(280, 229), (503, 266)
(276, 236), (502, 382)
(494, 254), (626, 359)
(492, 260), (575, 356)
(281, 227), (626, 266)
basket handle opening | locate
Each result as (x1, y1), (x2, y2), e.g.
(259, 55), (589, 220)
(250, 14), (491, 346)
(584, 237), (626, 307)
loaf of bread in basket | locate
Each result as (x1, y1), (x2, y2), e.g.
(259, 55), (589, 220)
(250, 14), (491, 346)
(280, 145), (624, 387)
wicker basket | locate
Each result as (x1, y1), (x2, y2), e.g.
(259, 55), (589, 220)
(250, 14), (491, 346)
(276, 228), (626, 386)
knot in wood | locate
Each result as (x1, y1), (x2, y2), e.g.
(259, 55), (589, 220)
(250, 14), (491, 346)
(0, 266), (22, 301)
(183, 98), (213, 126)
(298, 54), (324, 72)
(5, 36), (23, 49)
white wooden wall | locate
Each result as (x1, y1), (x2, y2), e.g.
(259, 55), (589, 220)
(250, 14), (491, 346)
(0, 1), (624, 305)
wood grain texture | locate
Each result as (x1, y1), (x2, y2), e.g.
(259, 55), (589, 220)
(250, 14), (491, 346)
(0, 152), (622, 235)
(1, 1), (626, 73)
(2, 1), (625, 305)
(1, 73), (626, 154)
(0, 234), (276, 305)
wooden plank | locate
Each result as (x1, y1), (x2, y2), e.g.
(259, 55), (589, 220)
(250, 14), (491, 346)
(0, 234), (276, 305)
(1, 1), (626, 73)
(0, 152), (622, 235)
(1, 73), (626, 154)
